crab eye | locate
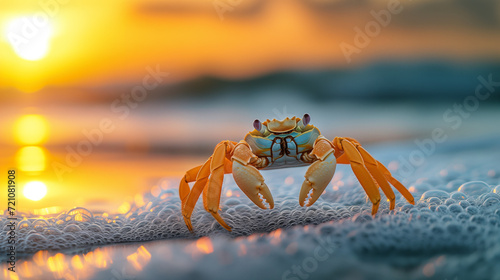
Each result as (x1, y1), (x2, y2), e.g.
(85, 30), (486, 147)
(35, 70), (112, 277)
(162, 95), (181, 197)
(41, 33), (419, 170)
(253, 119), (262, 131)
(303, 114), (310, 125)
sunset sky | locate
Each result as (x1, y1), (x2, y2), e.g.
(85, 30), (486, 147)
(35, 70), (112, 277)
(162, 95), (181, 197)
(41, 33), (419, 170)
(1, 0), (500, 92)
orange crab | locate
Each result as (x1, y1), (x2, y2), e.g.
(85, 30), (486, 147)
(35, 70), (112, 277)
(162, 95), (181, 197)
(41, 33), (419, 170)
(179, 114), (414, 231)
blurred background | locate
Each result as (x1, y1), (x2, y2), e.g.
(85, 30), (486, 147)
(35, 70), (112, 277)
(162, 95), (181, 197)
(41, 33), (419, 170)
(1, 0), (499, 215)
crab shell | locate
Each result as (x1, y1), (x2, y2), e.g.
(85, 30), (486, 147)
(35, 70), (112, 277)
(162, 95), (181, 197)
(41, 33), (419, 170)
(245, 116), (320, 169)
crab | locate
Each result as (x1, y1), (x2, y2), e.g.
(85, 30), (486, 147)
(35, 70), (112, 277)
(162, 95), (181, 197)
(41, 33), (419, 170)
(179, 114), (414, 231)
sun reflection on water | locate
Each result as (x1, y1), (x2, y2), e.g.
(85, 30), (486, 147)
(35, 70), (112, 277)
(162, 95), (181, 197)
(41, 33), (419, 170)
(0, 247), (123, 279)
(23, 181), (47, 201)
(126, 246), (151, 271)
(47, 253), (67, 278)
(196, 237), (214, 255)
(14, 114), (51, 203)
(16, 146), (46, 172)
(33, 206), (62, 216)
(14, 115), (48, 145)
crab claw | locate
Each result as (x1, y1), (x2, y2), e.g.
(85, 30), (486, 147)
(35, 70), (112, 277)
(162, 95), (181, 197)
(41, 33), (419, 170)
(232, 160), (274, 209)
(300, 137), (337, 207)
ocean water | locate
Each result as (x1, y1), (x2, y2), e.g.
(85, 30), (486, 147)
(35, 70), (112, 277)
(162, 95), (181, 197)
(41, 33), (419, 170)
(2, 136), (500, 280)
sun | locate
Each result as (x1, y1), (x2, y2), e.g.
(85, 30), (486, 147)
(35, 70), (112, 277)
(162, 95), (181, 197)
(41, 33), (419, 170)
(5, 16), (53, 61)
(23, 181), (48, 201)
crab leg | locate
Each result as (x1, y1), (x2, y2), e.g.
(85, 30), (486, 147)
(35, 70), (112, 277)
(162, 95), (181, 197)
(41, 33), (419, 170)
(179, 165), (202, 209)
(341, 137), (414, 205)
(337, 137), (414, 207)
(202, 141), (235, 231)
(232, 141), (274, 210)
(182, 158), (212, 231)
(299, 136), (337, 207)
(376, 161), (415, 205)
(333, 137), (381, 215)
(351, 145), (397, 210)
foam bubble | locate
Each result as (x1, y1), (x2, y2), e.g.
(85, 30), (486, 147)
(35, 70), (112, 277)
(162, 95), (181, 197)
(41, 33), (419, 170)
(458, 181), (491, 196)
